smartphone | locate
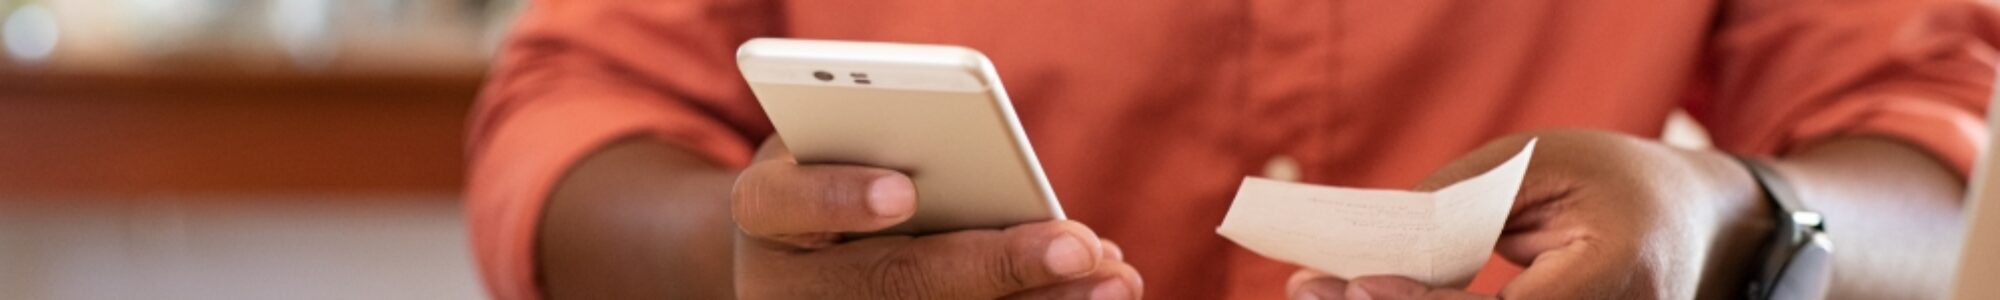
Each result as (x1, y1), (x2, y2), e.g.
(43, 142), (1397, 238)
(735, 38), (1064, 235)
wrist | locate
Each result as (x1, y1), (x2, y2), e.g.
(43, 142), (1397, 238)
(1689, 150), (1778, 299)
(1733, 155), (1839, 300)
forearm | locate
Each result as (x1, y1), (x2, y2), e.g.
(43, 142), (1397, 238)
(1772, 137), (1967, 299)
(537, 138), (740, 299)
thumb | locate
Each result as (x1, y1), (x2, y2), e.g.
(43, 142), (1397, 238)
(1347, 276), (1490, 300)
(801, 221), (1111, 299)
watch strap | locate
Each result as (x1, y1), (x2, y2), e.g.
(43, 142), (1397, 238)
(1735, 156), (1827, 300)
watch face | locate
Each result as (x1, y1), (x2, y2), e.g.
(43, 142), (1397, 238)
(1770, 233), (1833, 300)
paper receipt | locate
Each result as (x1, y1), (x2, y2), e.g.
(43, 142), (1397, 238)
(1215, 139), (1536, 287)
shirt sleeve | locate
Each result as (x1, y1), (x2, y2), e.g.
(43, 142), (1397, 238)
(1689, 0), (2000, 177)
(465, 1), (778, 299)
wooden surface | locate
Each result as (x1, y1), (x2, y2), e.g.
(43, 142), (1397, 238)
(0, 194), (484, 299)
(0, 71), (481, 194)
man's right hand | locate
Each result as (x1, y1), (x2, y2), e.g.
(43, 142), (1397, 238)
(731, 138), (1144, 299)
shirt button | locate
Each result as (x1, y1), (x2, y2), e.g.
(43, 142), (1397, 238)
(1262, 155), (1300, 182)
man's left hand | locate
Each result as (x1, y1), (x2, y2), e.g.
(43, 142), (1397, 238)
(1288, 129), (1777, 300)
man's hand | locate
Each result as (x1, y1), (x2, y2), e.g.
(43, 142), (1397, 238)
(1287, 129), (1776, 299)
(733, 138), (1144, 299)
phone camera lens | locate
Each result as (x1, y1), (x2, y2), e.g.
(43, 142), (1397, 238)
(812, 70), (834, 82)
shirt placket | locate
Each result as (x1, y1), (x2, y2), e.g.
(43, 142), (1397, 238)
(1230, 0), (1342, 298)
(1240, 0), (1340, 167)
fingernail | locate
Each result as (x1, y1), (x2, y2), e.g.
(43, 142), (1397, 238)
(867, 175), (915, 218)
(1089, 279), (1130, 300)
(1044, 235), (1094, 276)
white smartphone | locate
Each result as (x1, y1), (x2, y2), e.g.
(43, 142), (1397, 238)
(735, 38), (1064, 235)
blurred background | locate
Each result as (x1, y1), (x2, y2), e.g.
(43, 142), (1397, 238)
(0, 0), (521, 298)
(0, 1), (1736, 299)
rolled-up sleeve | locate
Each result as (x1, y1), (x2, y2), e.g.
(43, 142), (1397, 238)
(1690, 0), (2000, 177)
(465, 1), (777, 299)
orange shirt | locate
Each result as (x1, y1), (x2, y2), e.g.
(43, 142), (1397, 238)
(469, 1), (1999, 299)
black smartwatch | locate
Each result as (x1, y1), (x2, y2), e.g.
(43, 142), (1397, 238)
(1735, 157), (1835, 300)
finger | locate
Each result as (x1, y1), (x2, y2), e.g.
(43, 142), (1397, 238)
(1410, 135), (1540, 192)
(731, 161), (917, 240)
(998, 262), (1143, 300)
(820, 220), (1109, 299)
(1288, 270), (1349, 300)
(1346, 276), (1489, 300)
(1491, 234), (1637, 299)
(751, 136), (792, 162)
(1100, 239), (1125, 262)
(1485, 176), (1644, 299)
(1413, 132), (1645, 298)
(1409, 134), (1574, 219)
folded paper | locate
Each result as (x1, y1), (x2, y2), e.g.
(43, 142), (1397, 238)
(1216, 139), (1535, 287)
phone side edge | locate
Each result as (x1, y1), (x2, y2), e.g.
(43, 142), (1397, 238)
(972, 55), (1068, 221)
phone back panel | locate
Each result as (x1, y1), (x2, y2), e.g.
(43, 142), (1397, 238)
(738, 38), (1063, 235)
